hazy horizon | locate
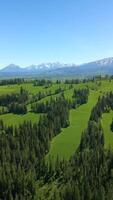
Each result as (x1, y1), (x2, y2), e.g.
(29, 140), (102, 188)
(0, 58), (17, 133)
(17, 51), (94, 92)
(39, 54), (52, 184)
(1, 56), (113, 70)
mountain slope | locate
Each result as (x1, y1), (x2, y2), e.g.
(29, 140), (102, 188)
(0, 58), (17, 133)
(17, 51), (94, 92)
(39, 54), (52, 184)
(50, 57), (113, 76)
(1, 64), (22, 72)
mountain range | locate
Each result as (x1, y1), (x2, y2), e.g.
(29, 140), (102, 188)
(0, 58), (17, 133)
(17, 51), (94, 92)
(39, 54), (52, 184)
(1, 57), (113, 77)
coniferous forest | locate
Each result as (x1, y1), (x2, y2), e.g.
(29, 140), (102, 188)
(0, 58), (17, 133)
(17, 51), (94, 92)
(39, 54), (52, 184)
(0, 77), (113, 200)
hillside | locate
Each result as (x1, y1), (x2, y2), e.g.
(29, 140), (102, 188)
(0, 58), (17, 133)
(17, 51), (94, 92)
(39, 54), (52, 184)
(1, 77), (113, 199)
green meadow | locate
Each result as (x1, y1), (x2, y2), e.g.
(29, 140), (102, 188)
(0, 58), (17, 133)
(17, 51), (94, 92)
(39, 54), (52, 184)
(0, 112), (40, 126)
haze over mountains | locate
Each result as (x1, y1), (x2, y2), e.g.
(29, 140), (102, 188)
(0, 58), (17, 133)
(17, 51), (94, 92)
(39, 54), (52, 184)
(1, 57), (113, 77)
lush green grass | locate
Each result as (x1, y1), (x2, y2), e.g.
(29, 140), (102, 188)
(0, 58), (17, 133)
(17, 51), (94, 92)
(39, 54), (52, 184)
(46, 91), (99, 161)
(0, 82), (49, 95)
(0, 79), (112, 96)
(0, 82), (69, 95)
(0, 112), (40, 126)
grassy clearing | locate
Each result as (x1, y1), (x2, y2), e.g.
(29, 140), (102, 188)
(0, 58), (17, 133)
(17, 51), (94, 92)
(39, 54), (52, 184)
(0, 82), (69, 95)
(0, 112), (40, 126)
(0, 83), (46, 95)
(46, 91), (99, 161)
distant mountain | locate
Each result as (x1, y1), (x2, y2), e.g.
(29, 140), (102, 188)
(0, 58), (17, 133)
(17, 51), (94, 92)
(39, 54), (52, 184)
(0, 58), (113, 77)
(49, 57), (113, 77)
(0, 64), (25, 77)
(1, 64), (22, 72)
(25, 63), (76, 71)
(0, 62), (76, 77)
(95, 57), (113, 66)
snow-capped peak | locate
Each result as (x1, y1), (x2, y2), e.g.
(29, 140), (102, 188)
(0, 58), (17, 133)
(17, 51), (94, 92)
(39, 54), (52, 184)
(26, 62), (76, 71)
(95, 57), (113, 66)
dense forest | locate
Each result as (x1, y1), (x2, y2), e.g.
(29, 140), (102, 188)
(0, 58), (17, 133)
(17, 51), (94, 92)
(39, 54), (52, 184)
(0, 77), (113, 200)
(0, 94), (69, 199)
(40, 91), (113, 200)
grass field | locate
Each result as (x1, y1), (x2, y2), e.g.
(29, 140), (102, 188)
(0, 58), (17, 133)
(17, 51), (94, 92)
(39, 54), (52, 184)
(46, 91), (99, 161)
(0, 112), (40, 126)
(0, 82), (69, 95)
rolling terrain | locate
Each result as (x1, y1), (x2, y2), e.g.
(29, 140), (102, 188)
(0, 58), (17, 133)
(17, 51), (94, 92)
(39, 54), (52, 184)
(1, 77), (113, 200)
(1, 78), (113, 162)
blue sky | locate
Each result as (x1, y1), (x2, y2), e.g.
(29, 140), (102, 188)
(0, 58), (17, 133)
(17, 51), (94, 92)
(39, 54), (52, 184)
(0, 0), (113, 68)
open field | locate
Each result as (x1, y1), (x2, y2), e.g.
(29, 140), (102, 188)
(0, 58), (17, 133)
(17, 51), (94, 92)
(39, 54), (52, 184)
(0, 112), (40, 126)
(0, 82), (69, 95)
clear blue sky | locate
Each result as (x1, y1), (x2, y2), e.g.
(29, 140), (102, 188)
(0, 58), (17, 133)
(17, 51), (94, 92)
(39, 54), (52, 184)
(0, 0), (113, 68)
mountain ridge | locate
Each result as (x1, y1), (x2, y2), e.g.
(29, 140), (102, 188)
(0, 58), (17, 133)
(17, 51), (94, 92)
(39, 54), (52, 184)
(1, 57), (113, 77)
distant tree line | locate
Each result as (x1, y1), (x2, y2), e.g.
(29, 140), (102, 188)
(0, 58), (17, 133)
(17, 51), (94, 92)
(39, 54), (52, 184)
(0, 78), (25, 85)
(64, 75), (113, 85)
(33, 79), (52, 86)
(65, 79), (81, 84)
